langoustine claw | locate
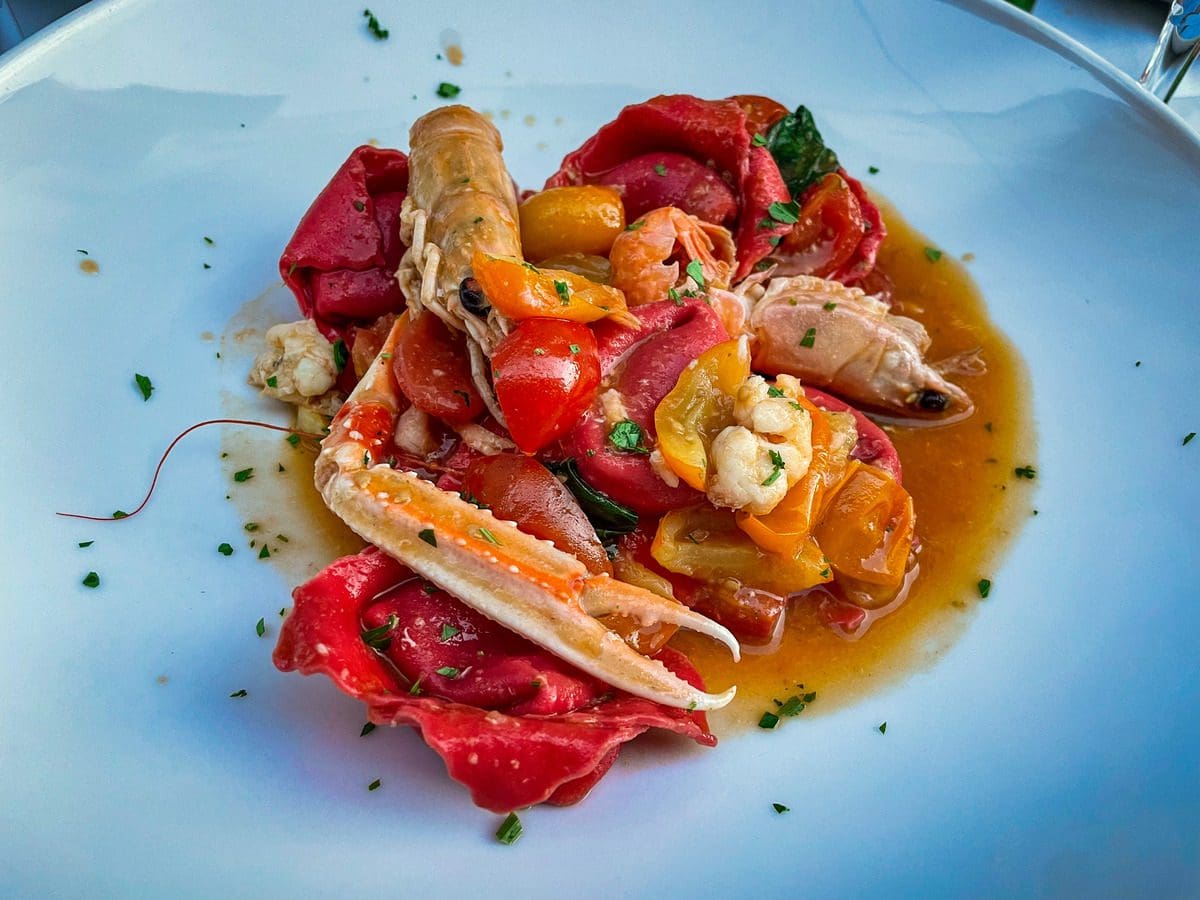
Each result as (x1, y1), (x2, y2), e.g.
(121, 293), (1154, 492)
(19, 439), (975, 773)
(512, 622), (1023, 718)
(747, 274), (975, 418)
(315, 323), (739, 710)
(609, 206), (735, 306)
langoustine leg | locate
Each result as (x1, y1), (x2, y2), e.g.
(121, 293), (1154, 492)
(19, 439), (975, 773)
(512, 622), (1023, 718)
(322, 107), (739, 710)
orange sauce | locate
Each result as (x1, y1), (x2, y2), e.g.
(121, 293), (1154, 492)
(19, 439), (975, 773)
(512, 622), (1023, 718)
(223, 201), (1033, 731)
(79, 258), (100, 274)
(677, 198), (1034, 730)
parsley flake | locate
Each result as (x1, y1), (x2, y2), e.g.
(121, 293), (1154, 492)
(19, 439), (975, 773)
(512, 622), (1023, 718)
(1183, 432), (1196, 446)
(362, 614), (399, 650)
(758, 711), (780, 730)
(569, 343), (580, 354)
(408, 677), (423, 696)
(203, 236), (214, 245)
(368, 778), (382, 791)
(496, 812), (523, 845)
(332, 339), (349, 373)
(244, 522), (260, 532)
(799, 327), (817, 349)
(255, 617), (266, 637)
(229, 689), (247, 698)
(823, 301), (838, 311)
(554, 280), (570, 305)
(772, 803), (790, 814)
(653, 163), (667, 176)
(134, 373), (154, 401)
(81, 571), (100, 588)
(1013, 465), (1037, 480)
(233, 468), (254, 483)
(625, 219), (646, 232)
(767, 200), (802, 225)
(476, 526), (501, 545)
(685, 259), (706, 288)
(767, 385), (785, 398)
(609, 419), (650, 454)
(668, 287), (682, 306)
(217, 542), (233, 556)
(418, 528), (437, 547)
(977, 578), (992, 599)
(436, 82), (461, 98)
(112, 510), (128, 519)
(878, 721), (887, 734)
(924, 246), (943, 263)
(258, 546), (270, 559)
(362, 8), (388, 39)
(436, 666), (461, 678)
(868, 165), (880, 174)
(752, 133), (768, 147)
(762, 449), (786, 487)
(360, 722), (376, 737)
(440, 623), (461, 642)
(78, 540), (94, 548)
(353, 199), (366, 212)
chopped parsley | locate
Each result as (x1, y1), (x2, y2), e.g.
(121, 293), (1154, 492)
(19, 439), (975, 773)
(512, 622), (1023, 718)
(554, 280), (570, 305)
(609, 419), (650, 454)
(361, 614), (399, 650)
(229, 689), (247, 698)
(569, 343), (580, 354)
(112, 510), (129, 519)
(668, 287), (682, 306)
(234, 468), (254, 483)
(653, 163), (667, 176)
(476, 526), (501, 546)
(496, 812), (523, 845)
(799, 327), (817, 349)
(878, 721), (887, 734)
(362, 8), (388, 39)
(762, 449), (786, 487)
(368, 778), (382, 791)
(418, 528), (437, 547)
(436, 81), (461, 98)
(767, 200), (802, 225)
(752, 133), (768, 147)
(625, 219), (646, 231)
(923, 246), (943, 263)
(360, 722), (376, 737)
(1013, 465), (1037, 480)
(440, 623), (461, 642)
(772, 803), (790, 814)
(81, 571), (100, 588)
(134, 373), (154, 401)
(758, 711), (780, 730)
(436, 666), (461, 678)
(823, 301), (838, 311)
(244, 522), (260, 532)
(78, 540), (94, 548)
(217, 542), (233, 556)
(255, 617), (266, 637)
(203, 236), (214, 245)
(409, 677), (423, 696)
(258, 546), (270, 559)
(767, 385), (785, 398)
(868, 165), (880, 174)
(685, 259), (705, 288)
(1183, 432), (1196, 446)
(265, 375), (278, 388)
(977, 578), (992, 599)
(352, 199), (366, 212)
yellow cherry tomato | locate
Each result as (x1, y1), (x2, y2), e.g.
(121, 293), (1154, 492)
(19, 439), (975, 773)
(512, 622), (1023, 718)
(813, 462), (914, 587)
(471, 251), (636, 326)
(519, 185), (626, 261)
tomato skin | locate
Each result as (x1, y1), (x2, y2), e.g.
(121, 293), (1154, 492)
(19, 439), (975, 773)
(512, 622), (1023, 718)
(461, 454), (612, 576)
(391, 311), (484, 425)
(780, 172), (868, 279)
(728, 94), (790, 137)
(491, 319), (601, 453)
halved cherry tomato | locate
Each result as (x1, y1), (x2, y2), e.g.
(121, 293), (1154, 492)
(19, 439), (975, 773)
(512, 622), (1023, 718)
(813, 461), (914, 587)
(728, 94), (790, 138)
(519, 185), (626, 261)
(780, 172), (867, 278)
(491, 318), (600, 453)
(653, 338), (750, 491)
(390, 310), (482, 425)
(461, 453), (611, 576)
(652, 504), (830, 597)
(472, 251), (636, 326)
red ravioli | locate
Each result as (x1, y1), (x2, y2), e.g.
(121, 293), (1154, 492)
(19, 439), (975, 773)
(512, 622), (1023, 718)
(274, 547), (715, 812)
(279, 145), (410, 339)
(545, 94), (792, 280)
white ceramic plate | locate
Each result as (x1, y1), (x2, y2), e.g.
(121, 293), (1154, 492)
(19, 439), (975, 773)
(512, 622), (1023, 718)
(2, 1), (1198, 895)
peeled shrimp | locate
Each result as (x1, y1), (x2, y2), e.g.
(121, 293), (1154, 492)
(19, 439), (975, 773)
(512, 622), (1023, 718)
(609, 207), (735, 306)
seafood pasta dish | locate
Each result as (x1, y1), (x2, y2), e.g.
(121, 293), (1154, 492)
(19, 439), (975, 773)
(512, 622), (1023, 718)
(249, 95), (1028, 814)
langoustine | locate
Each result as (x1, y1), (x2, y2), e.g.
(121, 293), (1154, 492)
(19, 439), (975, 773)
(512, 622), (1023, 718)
(318, 107), (740, 711)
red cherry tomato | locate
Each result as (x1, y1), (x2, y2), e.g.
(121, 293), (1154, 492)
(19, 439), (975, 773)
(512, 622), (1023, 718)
(728, 94), (790, 137)
(491, 318), (600, 453)
(391, 311), (483, 425)
(461, 454), (612, 576)
(780, 173), (867, 279)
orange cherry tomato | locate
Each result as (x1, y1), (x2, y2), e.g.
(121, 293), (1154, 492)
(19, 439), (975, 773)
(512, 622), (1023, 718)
(519, 185), (626, 262)
(813, 462), (914, 587)
(471, 251), (636, 326)
(780, 173), (867, 278)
